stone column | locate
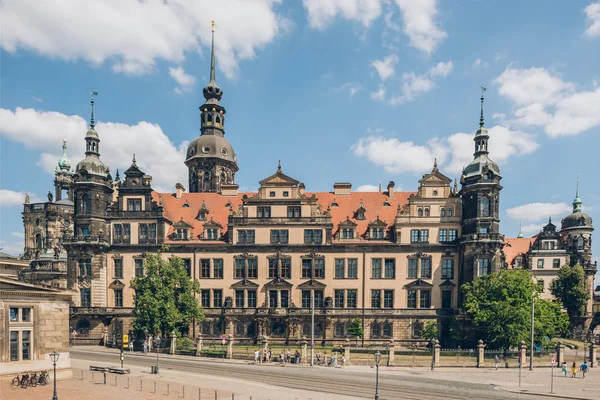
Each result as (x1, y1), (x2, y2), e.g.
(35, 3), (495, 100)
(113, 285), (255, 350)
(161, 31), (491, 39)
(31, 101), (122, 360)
(477, 339), (485, 368)
(196, 335), (203, 357)
(261, 336), (269, 364)
(345, 338), (351, 364)
(519, 341), (527, 366)
(589, 343), (597, 368)
(387, 339), (396, 367)
(301, 337), (308, 364)
(227, 337), (234, 359)
(170, 331), (177, 355)
(556, 342), (565, 366)
(102, 327), (109, 347)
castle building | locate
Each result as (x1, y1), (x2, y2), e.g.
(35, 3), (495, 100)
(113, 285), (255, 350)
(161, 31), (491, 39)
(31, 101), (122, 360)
(21, 29), (596, 345)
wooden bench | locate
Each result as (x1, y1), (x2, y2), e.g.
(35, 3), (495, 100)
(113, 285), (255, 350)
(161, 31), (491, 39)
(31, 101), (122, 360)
(108, 367), (130, 374)
(89, 365), (108, 372)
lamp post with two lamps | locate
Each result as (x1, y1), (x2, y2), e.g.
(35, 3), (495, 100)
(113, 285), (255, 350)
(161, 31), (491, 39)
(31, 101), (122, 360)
(50, 349), (60, 400)
(374, 350), (381, 400)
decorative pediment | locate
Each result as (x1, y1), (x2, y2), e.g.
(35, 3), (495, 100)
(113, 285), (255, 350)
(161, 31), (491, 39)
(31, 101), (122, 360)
(408, 252), (431, 259)
(234, 252), (257, 260)
(266, 251), (291, 259)
(404, 279), (433, 288)
(203, 218), (222, 229)
(339, 217), (357, 227)
(264, 278), (293, 288)
(439, 279), (456, 287)
(368, 216), (387, 227)
(111, 253), (123, 259)
(108, 279), (125, 289)
(258, 162), (300, 186)
(230, 279), (259, 289)
(297, 279), (327, 289)
(172, 217), (192, 229)
(301, 252), (324, 259)
(196, 201), (210, 220)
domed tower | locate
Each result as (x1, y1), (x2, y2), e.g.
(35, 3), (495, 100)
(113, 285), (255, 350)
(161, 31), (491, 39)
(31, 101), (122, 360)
(54, 140), (74, 201)
(459, 87), (505, 287)
(185, 21), (238, 193)
(560, 178), (596, 324)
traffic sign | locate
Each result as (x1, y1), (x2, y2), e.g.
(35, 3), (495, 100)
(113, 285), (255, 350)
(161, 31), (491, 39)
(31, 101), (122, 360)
(311, 342), (315, 348)
(221, 334), (227, 345)
(551, 355), (556, 365)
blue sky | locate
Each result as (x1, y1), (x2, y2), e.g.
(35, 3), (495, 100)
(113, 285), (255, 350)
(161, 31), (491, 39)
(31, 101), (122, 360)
(1, 0), (599, 281)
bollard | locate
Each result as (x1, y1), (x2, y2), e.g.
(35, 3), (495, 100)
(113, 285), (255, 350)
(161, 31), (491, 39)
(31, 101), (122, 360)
(232, 394), (234, 399)
(92, 371), (94, 383)
(140, 379), (143, 392)
(104, 372), (107, 385)
(182, 385), (185, 399)
(167, 383), (170, 396)
(199, 388), (201, 400)
(115, 375), (117, 386)
(215, 390), (217, 400)
(154, 381), (157, 393)
(81, 370), (84, 380)
(127, 377), (130, 389)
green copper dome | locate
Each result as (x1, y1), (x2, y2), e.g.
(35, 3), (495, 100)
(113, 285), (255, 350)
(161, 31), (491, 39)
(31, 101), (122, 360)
(56, 140), (72, 172)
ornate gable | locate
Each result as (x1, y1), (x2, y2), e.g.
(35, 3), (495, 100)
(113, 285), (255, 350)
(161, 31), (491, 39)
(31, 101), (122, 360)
(172, 217), (192, 229)
(258, 161), (300, 186)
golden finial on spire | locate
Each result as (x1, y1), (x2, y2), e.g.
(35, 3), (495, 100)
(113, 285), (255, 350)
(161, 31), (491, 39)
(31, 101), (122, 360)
(211, 20), (216, 32)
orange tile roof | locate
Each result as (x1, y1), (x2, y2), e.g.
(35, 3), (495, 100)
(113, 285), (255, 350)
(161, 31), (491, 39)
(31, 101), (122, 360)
(504, 237), (534, 266)
(154, 191), (413, 243)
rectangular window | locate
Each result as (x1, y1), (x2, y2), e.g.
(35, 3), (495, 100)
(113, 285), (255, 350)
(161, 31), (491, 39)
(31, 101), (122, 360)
(314, 290), (324, 308)
(139, 223), (148, 240)
(213, 259), (223, 279)
(448, 229), (458, 241)
(304, 229), (322, 244)
(410, 229), (419, 242)
(21, 308), (31, 322)
(347, 258), (358, 278)
(114, 289), (123, 307)
(10, 307), (18, 321)
(134, 259), (144, 277)
(123, 224), (131, 240)
(113, 224), (122, 240)
(235, 290), (244, 308)
(553, 259), (561, 269)
(21, 331), (31, 360)
(213, 290), (223, 308)
(247, 290), (257, 308)
(114, 258), (123, 278)
(334, 290), (345, 308)
(407, 259), (418, 279)
(302, 259), (312, 278)
(420, 290), (431, 308)
(371, 290), (381, 308)
(347, 290), (357, 308)
(537, 259), (545, 269)
(281, 258), (291, 278)
(287, 206), (301, 218)
(421, 258), (432, 279)
(268, 259), (278, 278)
(201, 290), (210, 307)
(383, 290), (394, 308)
(442, 290), (452, 309)
(238, 229), (255, 244)
(314, 259), (325, 279)
(477, 258), (490, 276)
(384, 258), (395, 279)
(280, 290), (289, 308)
(335, 259), (345, 278)
(302, 290), (312, 308)
(235, 259), (246, 279)
(371, 227), (384, 239)
(79, 258), (92, 277)
(148, 223), (157, 239)
(201, 259), (211, 278)
(341, 228), (354, 239)
(439, 229), (447, 242)
(247, 258), (258, 279)
(80, 288), (91, 307)
(371, 258), (382, 279)
(10, 331), (18, 361)
(127, 198), (142, 211)
(258, 206), (271, 218)
(270, 229), (289, 244)
(407, 290), (417, 308)
(269, 290), (278, 308)
(442, 259), (454, 279)
(420, 229), (429, 242)
(182, 258), (192, 276)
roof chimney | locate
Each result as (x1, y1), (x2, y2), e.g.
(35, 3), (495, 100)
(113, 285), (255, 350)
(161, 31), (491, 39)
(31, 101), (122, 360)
(333, 182), (352, 196)
(175, 183), (185, 200)
(221, 183), (239, 196)
(299, 183), (305, 195)
(387, 181), (395, 198)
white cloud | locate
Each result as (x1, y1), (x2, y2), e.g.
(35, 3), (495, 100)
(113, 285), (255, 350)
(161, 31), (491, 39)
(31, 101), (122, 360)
(169, 66), (196, 93)
(339, 82), (362, 97)
(371, 85), (386, 101)
(32, 96), (43, 103)
(1, 0), (288, 78)
(506, 202), (572, 222)
(492, 112), (506, 120)
(356, 184), (380, 192)
(371, 55), (399, 81)
(494, 66), (600, 136)
(390, 72), (434, 104)
(472, 58), (489, 69)
(11, 232), (25, 239)
(394, 0), (447, 54)
(584, 2), (600, 37)
(352, 125), (538, 175)
(0, 107), (188, 191)
(428, 60), (453, 77)
(0, 189), (41, 207)
(303, 0), (382, 29)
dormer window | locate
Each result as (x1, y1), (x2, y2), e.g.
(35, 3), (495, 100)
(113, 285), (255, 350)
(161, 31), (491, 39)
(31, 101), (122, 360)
(355, 201), (366, 220)
(206, 229), (219, 240)
(357, 211), (364, 220)
(383, 198), (391, 207)
(342, 228), (354, 239)
(176, 229), (189, 240)
(331, 198), (339, 207)
(198, 212), (206, 221)
(182, 201), (190, 208)
(371, 228), (384, 239)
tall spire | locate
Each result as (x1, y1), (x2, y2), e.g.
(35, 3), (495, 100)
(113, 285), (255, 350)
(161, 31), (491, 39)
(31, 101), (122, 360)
(89, 89), (98, 128)
(479, 85), (486, 128)
(210, 20), (216, 84)
(202, 21), (222, 103)
(573, 174), (582, 213)
(473, 85), (490, 157)
(517, 221), (523, 238)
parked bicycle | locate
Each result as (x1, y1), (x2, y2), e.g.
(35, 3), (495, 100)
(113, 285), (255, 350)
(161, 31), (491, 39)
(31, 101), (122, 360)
(37, 370), (50, 386)
(11, 371), (43, 388)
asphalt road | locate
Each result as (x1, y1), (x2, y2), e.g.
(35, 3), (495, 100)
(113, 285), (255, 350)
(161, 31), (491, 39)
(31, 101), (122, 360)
(71, 348), (550, 400)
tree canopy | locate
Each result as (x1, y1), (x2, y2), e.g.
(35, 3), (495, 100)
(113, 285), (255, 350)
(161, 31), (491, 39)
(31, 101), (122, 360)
(130, 250), (203, 338)
(550, 264), (589, 321)
(347, 317), (364, 338)
(462, 269), (568, 350)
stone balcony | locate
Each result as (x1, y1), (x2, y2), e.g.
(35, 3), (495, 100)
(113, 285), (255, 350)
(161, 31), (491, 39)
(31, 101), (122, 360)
(229, 216), (332, 226)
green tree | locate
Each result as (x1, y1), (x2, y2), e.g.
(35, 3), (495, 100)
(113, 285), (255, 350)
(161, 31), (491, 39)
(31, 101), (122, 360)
(347, 317), (364, 338)
(550, 264), (590, 321)
(130, 249), (203, 338)
(421, 321), (439, 341)
(462, 269), (566, 351)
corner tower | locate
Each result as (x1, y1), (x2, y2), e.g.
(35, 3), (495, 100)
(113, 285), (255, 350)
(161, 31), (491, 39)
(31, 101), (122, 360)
(459, 88), (505, 286)
(185, 21), (238, 193)
(54, 140), (74, 201)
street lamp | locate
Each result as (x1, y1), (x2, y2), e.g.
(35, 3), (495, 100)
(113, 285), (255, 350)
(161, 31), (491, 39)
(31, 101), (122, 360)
(50, 349), (59, 400)
(154, 336), (161, 374)
(374, 350), (381, 400)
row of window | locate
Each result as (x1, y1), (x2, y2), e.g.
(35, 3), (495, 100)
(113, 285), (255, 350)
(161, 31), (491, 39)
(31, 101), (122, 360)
(113, 223), (157, 242)
(410, 229), (458, 243)
(417, 207), (454, 217)
(537, 258), (562, 269)
(258, 206), (302, 218)
(237, 229), (324, 245)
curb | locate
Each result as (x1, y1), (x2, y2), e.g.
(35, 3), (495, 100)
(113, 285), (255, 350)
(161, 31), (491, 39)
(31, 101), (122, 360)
(499, 387), (593, 400)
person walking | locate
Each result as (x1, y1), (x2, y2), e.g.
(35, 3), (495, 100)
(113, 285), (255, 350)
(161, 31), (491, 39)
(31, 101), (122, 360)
(580, 361), (588, 378)
(561, 361), (567, 377)
(333, 353), (339, 368)
(254, 350), (260, 364)
(571, 362), (577, 378)
(341, 355), (346, 367)
(143, 339), (148, 355)
(295, 350), (300, 364)
(280, 351), (285, 364)
(494, 355), (499, 370)
(316, 352), (321, 365)
(129, 341), (134, 352)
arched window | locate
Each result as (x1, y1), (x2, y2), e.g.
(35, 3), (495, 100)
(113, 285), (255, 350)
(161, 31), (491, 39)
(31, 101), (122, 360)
(201, 113), (205, 124)
(447, 208), (453, 217)
(35, 234), (43, 250)
(417, 208), (423, 217)
(577, 236), (584, 250)
(81, 194), (89, 214)
(424, 208), (430, 217)
(440, 208), (446, 217)
(215, 115), (221, 124)
(480, 197), (490, 217)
